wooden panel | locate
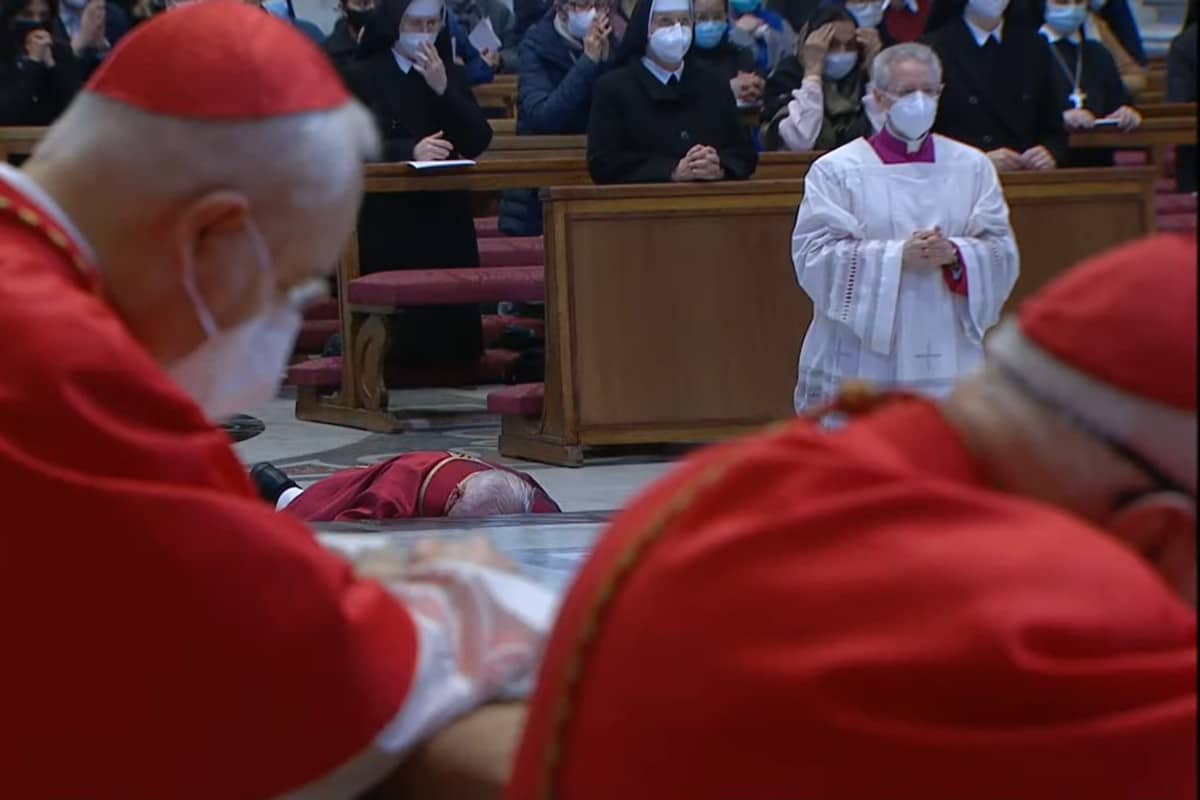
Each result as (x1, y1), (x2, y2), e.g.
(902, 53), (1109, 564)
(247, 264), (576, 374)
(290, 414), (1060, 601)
(0, 126), (42, 161)
(500, 167), (1157, 462)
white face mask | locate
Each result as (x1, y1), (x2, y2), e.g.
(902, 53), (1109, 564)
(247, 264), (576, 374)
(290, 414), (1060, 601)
(966, 0), (1007, 20)
(396, 31), (437, 61)
(823, 50), (858, 79)
(846, 1), (884, 28)
(648, 22), (691, 65)
(886, 90), (938, 139)
(567, 7), (596, 38)
(167, 221), (313, 421)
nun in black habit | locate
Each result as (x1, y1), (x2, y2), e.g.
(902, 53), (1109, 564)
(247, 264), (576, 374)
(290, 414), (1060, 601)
(343, 0), (494, 367)
(586, 0), (758, 184)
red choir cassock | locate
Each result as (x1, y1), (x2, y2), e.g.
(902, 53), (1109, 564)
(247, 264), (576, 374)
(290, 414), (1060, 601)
(505, 236), (1198, 800)
(286, 451), (563, 521)
(1, 7), (526, 798)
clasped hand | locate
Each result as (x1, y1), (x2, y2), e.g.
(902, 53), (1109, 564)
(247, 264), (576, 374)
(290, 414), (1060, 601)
(902, 226), (956, 270)
(672, 145), (724, 181)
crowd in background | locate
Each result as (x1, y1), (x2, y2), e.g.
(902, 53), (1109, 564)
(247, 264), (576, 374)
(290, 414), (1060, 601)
(1, 0), (1192, 377)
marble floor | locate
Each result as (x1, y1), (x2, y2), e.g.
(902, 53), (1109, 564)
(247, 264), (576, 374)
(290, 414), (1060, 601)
(231, 386), (684, 590)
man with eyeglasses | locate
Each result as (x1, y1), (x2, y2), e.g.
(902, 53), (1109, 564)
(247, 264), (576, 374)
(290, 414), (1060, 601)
(505, 232), (1196, 800)
(791, 42), (1018, 411)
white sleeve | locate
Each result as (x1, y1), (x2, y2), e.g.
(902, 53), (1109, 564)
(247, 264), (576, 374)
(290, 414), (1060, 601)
(280, 561), (556, 800)
(947, 157), (1020, 343)
(777, 78), (825, 152)
(792, 159), (904, 356)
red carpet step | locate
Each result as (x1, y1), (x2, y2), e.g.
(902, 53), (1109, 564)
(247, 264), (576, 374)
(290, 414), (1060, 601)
(487, 383), (545, 417)
(288, 349), (520, 390)
(478, 236), (544, 268)
(348, 266), (543, 307)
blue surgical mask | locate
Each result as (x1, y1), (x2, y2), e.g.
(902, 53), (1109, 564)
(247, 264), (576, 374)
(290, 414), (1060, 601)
(824, 50), (858, 79)
(694, 19), (728, 47)
(730, 0), (761, 14)
(1044, 3), (1086, 35)
(1088, 0), (1105, 9)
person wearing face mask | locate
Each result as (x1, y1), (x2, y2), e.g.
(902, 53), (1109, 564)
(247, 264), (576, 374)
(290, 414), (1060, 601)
(920, 0), (1067, 172)
(762, 5), (880, 151)
(344, 0), (494, 369)
(842, 0), (894, 48)
(504, 235), (1197, 800)
(726, 0), (794, 74)
(444, 0), (518, 72)
(688, 0), (761, 106)
(790, 43), (1017, 409)
(0, 5), (558, 797)
(323, 0), (379, 66)
(1039, 0), (1139, 167)
(0, 0), (81, 125)
(586, 0), (757, 183)
(496, 0), (617, 235)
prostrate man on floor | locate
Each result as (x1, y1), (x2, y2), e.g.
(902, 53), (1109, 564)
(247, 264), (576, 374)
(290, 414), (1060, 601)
(0, 5), (555, 797)
(252, 451), (563, 520)
(507, 234), (1197, 800)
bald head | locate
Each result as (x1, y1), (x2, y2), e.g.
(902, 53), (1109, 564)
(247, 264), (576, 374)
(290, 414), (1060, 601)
(446, 471), (536, 517)
(22, 3), (378, 371)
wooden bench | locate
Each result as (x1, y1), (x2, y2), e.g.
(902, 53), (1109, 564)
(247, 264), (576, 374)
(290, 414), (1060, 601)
(473, 75), (519, 119)
(496, 167), (1159, 465)
(1070, 114), (1198, 169)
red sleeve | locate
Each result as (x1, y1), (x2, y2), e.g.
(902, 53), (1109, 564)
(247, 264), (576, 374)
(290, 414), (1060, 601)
(0, 257), (418, 798)
(943, 243), (968, 295)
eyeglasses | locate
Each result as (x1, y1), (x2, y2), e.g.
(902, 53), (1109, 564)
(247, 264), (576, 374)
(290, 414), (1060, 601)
(992, 359), (1194, 500)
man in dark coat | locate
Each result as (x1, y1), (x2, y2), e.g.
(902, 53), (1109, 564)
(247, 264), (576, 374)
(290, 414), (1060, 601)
(323, 0), (377, 67)
(343, 0), (494, 367)
(498, 0), (617, 235)
(920, 0), (1066, 171)
(586, 0), (757, 184)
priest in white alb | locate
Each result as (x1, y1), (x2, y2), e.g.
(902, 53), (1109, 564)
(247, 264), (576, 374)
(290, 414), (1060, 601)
(790, 42), (1019, 411)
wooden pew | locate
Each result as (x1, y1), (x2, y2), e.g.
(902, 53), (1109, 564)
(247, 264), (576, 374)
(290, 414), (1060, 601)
(1069, 114), (1198, 169)
(297, 158), (597, 431)
(0, 126), (42, 162)
(473, 76), (519, 119)
(497, 167), (1158, 465)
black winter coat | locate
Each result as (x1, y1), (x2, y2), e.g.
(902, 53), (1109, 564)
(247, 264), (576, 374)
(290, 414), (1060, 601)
(921, 18), (1067, 164)
(342, 48), (494, 367)
(587, 60), (758, 183)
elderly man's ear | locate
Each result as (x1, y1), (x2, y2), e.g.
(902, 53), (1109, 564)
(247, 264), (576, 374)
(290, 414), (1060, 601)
(1109, 493), (1196, 606)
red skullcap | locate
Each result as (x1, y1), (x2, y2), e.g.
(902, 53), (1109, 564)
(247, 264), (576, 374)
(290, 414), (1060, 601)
(85, 1), (350, 120)
(1018, 233), (1197, 411)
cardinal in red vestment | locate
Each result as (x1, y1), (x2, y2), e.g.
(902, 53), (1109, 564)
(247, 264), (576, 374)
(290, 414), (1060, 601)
(251, 451), (563, 521)
(506, 234), (1198, 800)
(0, 5), (556, 798)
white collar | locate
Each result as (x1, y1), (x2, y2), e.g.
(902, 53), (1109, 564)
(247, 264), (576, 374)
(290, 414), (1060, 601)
(641, 56), (684, 85)
(1039, 22), (1083, 43)
(391, 49), (415, 73)
(964, 15), (1003, 45)
(0, 163), (98, 267)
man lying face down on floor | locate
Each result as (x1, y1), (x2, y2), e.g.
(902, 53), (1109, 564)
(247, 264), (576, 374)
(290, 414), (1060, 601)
(252, 451), (563, 520)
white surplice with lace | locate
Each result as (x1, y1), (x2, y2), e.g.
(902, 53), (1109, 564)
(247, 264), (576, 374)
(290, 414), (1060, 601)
(791, 134), (1019, 411)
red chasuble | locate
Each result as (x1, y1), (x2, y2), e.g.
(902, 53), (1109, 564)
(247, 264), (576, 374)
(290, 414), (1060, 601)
(286, 451), (563, 521)
(0, 177), (418, 797)
(506, 397), (1197, 800)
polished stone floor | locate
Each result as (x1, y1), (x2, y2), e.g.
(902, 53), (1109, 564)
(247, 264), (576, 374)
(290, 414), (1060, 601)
(232, 387), (681, 592)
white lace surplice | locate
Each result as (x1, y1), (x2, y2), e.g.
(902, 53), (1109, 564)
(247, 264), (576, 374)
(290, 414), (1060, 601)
(791, 135), (1019, 411)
